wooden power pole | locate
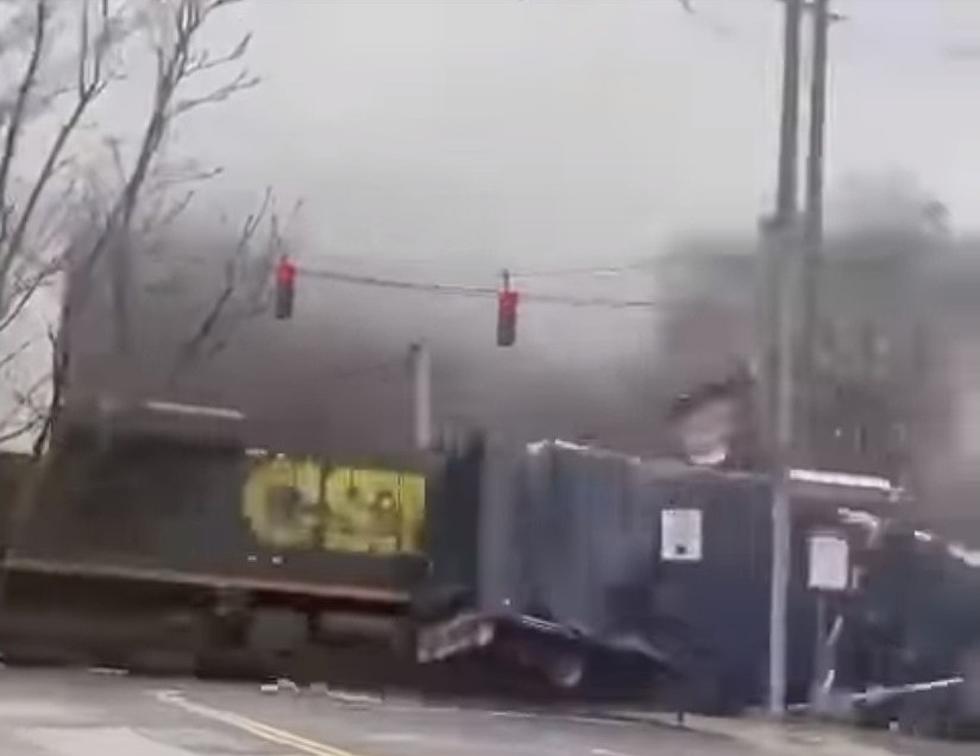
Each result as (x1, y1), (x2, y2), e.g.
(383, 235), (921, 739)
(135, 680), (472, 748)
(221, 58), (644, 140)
(767, 0), (803, 717)
(801, 0), (836, 453)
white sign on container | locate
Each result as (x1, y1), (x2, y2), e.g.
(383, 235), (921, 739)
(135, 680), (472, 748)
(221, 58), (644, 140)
(661, 508), (703, 562)
(807, 532), (850, 592)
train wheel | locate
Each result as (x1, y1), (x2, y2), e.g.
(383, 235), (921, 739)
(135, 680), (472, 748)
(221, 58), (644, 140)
(1, 641), (85, 668)
(123, 649), (197, 677)
(248, 608), (308, 650)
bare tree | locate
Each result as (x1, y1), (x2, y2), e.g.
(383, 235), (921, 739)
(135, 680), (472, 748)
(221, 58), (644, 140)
(0, 0), (123, 450)
(0, 0), (259, 454)
(0, 0), (274, 606)
(96, 0), (259, 353)
(170, 189), (305, 382)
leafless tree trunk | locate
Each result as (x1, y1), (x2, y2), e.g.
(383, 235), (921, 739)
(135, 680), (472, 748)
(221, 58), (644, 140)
(169, 190), (305, 383)
(0, 0), (259, 450)
(88, 0), (259, 353)
(0, 0), (120, 447)
(0, 0), (266, 609)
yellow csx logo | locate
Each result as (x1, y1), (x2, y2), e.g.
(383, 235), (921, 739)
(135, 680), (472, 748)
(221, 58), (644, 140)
(242, 457), (426, 555)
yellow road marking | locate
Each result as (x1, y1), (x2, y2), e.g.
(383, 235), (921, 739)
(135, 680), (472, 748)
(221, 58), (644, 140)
(153, 690), (362, 756)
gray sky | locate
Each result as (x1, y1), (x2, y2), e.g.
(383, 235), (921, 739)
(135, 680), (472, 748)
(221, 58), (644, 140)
(142, 0), (980, 453)
(8, 0), (980, 454)
(168, 0), (980, 271)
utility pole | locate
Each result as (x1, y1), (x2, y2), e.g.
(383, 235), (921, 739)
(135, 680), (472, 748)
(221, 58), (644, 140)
(803, 0), (837, 713)
(775, 0), (802, 225)
(766, 0), (803, 717)
(410, 342), (433, 451)
(800, 0), (834, 455)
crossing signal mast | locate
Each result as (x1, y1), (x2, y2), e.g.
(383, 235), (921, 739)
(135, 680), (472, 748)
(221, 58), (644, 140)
(496, 270), (519, 347)
(275, 255), (297, 320)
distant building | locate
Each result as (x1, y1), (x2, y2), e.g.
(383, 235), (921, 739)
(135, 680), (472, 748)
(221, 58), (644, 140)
(657, 233), (980, 543)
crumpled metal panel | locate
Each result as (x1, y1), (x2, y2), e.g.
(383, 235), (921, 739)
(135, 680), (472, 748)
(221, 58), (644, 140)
(476, 440), (775, 700)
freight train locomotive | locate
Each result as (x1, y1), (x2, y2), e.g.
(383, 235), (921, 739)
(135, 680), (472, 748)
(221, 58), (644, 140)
(2, 398), (980, 737)
(0, 397), (481, 677)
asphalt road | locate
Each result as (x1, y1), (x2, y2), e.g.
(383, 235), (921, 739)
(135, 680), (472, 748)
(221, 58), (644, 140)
(0, 667), (974, 756)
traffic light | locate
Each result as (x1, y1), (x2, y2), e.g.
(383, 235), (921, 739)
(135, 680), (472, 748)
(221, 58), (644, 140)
(497, 285), (519, 347)
(274, 255), (296, 319)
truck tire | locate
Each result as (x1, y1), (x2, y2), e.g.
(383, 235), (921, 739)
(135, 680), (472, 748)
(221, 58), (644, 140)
(898, 688), (953, 739)
(545, 650), (586, 690)
(679, 655), (730, 716)
(951, 645), (980, 738)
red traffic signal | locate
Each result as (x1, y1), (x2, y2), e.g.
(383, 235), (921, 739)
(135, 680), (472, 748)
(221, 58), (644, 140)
(497, 288), (519, 347)
(274, 255), (296, 320)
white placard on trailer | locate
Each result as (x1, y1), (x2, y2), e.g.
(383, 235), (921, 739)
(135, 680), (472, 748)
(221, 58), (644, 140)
(807, 532), (850, 591)
(661, 508), (703, 562)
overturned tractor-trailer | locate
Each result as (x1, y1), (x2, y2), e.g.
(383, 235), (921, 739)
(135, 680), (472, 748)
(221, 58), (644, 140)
(416, 438), (980, 731)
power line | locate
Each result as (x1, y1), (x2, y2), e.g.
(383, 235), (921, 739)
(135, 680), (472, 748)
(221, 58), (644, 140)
(304, 254), (656, 281)
(511, 261), (653, 279)
(296, 265), (675, 310)
(299, 267), (496, 298)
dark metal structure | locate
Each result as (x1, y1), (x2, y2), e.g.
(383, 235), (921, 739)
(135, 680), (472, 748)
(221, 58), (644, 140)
(416, 439), (976, 719)
(0, 400), (483, 672)
(4, 412), (980, 735)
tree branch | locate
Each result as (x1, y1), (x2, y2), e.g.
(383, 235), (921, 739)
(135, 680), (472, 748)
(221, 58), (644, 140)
(5, 81), (104, 272)
(0, 415), (45, 446)
(172, 68), (258, 116)
(0, 371), (50, 429)
(0, 0), (47, 280)
(0, 339), (31, 374)
(171, 186), (273, 375)
(30, 323), (66, 457)
(95, 0), (256, 352)
(0, 258), (59, 335)
(0, 0), (122, 333)
(183, 32), (252, 77)
(198, 197), (301, 363)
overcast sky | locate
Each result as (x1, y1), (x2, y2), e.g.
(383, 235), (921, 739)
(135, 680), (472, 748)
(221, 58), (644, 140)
(8, 0), (980, 455)
(161, 0), (980, 275)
